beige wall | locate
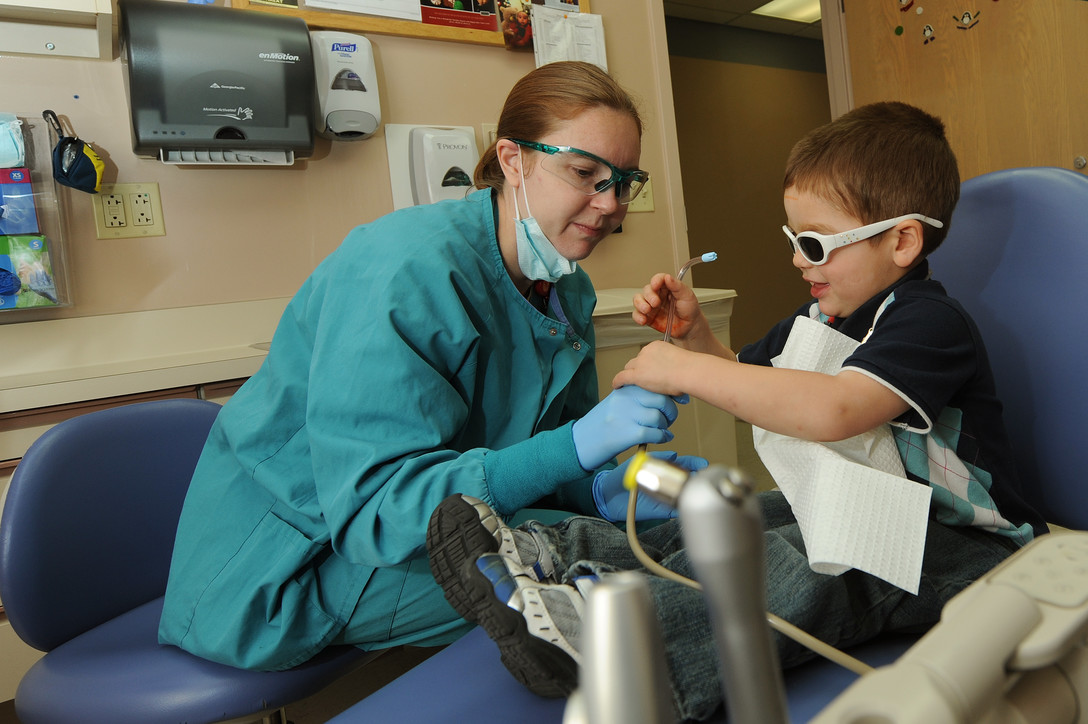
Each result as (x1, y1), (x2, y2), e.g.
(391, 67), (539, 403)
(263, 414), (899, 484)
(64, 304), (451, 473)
(0, 0), (688, 324)
(667, 36), (830, 349)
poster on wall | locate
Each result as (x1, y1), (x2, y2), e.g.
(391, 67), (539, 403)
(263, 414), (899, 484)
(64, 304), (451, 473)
(420, 0), (499, 31)
(498, 0), (533, 49)
(304, 0), (421, 21)
(531, 4), (605, 70)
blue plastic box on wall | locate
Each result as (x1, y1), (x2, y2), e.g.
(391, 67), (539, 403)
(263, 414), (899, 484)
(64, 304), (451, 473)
(0, 167), (40, 236)
(0, 114), (71, 318)
(118, 0), (316, 166)
(0, 235), (59, 311)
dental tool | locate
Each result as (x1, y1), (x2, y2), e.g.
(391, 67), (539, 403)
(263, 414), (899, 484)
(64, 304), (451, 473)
(567, 461), (789, 724)
(635, 251), (719, 457)
(663, 252), (717, 343)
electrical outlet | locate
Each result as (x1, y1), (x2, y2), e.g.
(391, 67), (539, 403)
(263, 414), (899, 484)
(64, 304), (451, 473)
(102, 194), (126, 227)
(481, 123), (498, 147)
(91, 183), (166, 238)
(129, 192), (154, 226)
(627, 179), (655, 213)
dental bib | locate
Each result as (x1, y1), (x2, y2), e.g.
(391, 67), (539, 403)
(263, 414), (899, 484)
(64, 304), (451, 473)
(752, 313), (931, 594)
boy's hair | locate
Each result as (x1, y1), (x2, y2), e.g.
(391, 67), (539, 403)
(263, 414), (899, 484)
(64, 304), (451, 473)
(783, 101), (960, 255)
(474, 61), (643, 192)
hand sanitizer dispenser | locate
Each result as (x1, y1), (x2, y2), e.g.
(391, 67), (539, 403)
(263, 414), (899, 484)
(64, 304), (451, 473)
(409, 126), (478, 205)
(310, 31), (381, 141)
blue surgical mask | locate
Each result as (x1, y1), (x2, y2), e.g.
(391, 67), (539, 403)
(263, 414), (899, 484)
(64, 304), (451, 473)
(513, 151), (576, 283)
(0, 113), (24, 168)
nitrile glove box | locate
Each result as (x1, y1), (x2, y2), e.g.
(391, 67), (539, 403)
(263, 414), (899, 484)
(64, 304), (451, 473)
(0, 234), (59, 310)
(0, 167), (39, 236)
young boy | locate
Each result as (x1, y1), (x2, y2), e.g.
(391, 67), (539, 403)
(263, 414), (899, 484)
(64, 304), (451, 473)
(425, 102), (1047, 721)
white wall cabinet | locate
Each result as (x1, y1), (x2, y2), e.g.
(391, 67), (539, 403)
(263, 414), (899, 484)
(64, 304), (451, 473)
(0, 0), (113, 60)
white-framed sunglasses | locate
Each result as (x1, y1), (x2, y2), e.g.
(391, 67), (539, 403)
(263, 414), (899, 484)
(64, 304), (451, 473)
(783, 213), (944, 265)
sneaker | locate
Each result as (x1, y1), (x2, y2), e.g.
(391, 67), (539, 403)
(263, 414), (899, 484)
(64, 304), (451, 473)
(456, 552), (592, 698)
(427, 494), (555, 620)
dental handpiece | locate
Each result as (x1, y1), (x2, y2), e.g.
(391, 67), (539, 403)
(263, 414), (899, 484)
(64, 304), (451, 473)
(572, 572), (676, 724)
(678, 465), (788, 724)
(627, 458), (789, 724)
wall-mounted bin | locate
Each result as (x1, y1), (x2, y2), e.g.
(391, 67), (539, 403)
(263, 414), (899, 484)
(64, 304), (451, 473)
(0, 114), (71, 320)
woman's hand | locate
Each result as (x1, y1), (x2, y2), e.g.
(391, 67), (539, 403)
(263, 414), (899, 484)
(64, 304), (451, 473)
(571, 384), (682, 472)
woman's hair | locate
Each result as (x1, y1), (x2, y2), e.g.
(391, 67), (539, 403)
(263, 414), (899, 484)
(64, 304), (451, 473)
(783, 101), (961, 254)
(473, 61), (643, 191)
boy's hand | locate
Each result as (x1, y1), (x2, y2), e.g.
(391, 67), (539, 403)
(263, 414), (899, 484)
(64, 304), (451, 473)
(631, 273), (702, 339)
(613, 341), (691, 397)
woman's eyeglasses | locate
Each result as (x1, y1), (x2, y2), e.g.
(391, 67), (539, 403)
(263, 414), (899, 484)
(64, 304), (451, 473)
(510, 139), (649, 205)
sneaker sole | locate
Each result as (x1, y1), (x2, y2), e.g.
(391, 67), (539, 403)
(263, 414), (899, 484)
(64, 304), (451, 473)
(427, 495), (501, 623)
(461, 558), (579, 698)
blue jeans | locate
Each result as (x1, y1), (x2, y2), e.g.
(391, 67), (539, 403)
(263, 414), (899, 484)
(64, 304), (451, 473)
(520, 489), (1019, 721)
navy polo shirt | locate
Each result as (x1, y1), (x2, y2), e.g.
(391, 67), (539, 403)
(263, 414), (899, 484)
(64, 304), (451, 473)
(740, 262), (1046, 543)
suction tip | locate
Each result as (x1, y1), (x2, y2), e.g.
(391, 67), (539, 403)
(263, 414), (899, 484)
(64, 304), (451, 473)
(701, 252), (718, 262)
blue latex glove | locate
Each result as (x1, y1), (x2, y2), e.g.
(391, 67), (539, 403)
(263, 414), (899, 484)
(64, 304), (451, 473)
(592, 451), (709, 522)
(572, 385), (686, 472)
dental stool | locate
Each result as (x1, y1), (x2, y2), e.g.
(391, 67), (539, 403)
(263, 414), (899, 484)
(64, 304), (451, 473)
(0, 399), (378, 724)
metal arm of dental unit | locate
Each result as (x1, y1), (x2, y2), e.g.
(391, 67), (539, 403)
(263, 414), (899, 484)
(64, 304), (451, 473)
(564, 459), (788, 724)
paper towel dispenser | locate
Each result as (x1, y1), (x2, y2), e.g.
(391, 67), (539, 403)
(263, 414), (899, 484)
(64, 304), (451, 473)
(118, 0), (315, 166)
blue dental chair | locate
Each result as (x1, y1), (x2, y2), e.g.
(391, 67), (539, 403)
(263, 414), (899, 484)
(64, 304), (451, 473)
(320, 166), (1088, 723)
(0, 398), (377, 724)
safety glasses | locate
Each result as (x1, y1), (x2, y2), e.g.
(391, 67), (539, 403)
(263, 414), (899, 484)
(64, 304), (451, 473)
(510, 139), (649, 204)
(783, 213), (944, 265)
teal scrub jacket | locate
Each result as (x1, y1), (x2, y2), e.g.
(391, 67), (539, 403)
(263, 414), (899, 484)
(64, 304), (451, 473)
(158, 190), (603, 670)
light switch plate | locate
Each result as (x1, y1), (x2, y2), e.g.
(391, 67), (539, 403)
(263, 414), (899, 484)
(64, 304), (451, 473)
(627, 178), (655, 213)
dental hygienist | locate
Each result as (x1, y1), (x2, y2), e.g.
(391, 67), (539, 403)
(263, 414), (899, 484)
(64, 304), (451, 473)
(158, 60), (705, 670)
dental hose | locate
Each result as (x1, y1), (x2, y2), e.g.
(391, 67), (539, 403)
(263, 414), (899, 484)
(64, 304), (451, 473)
(622, 452), (874, 676)
(621, 253), (874, 677)
(627, 252), (717, 566)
